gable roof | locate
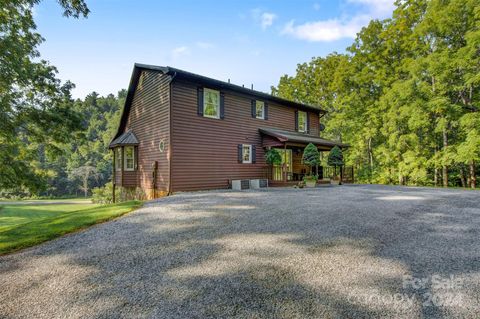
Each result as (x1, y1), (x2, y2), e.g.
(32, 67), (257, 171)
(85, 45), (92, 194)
(259, 127), (348, 149)
(113, 63), (327, 141)
(109, 130), (139, 148)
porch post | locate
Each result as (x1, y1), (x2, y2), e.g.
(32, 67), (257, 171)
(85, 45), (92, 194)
(121, 146), (124, 186)
(112, 149), (116, 203)
(283, 143), (287, 182)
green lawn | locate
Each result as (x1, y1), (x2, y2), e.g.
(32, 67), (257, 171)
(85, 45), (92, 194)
(0, 201), (142, 255)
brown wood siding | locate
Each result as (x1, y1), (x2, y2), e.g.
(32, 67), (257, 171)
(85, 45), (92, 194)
(170, 79), (320, 191)
(122, 70), (171, 192)
(115, 169), (121, 185)
(122, 171), (137, 187)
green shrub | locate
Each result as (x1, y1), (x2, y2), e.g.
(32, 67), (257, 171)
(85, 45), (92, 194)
(302, 143), (320, 175)
(327, 146), (344, 167)
(265, 148), (282, 165)
(303, 174), (318, 182)
(92, 182), (113, 204)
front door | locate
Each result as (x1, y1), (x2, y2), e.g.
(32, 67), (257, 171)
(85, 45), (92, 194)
(272, 149), (292, 181)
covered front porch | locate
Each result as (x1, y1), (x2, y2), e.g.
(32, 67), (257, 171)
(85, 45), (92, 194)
(259, 128), (351, 184)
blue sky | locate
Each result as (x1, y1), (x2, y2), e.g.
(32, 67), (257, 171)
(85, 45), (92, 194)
(35, 0), (395, 98)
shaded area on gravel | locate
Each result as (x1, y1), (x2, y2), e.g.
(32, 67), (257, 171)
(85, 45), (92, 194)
(0, 185), (479, 318)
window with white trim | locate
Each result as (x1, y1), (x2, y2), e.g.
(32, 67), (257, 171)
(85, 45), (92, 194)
(242, 144), (252, 163)
(298, 111), (307, 133)
(124, 146), (135, 171)
(115, 148), (122, 170)
(203, 88), (220, 118)
(255, 101), (265, 119)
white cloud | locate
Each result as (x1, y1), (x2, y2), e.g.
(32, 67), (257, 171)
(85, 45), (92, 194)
(347, 0), (395, 15)
(196, 41), (215, 49)
(251, 9), (277, 30)
(260, 12), (277, 30)
(282, 0), (394, 42)
(282, 15), (370, 42)
(171, 46), (190, 59)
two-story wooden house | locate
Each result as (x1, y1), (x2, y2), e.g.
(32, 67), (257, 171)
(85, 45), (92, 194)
(109, 64), (347, 199)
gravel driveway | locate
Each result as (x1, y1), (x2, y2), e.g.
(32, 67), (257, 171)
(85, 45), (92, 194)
(1, 185), (479, 318)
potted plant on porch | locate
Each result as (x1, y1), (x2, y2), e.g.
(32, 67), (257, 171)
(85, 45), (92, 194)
(302, 143), (320, 188)
(328, 145), (344, 185)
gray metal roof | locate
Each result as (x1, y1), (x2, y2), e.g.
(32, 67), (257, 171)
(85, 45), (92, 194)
(113, 63), (327, 142)
(109, 131), (139, 148)
(135, 63), (327, 114)
(259, 128), (348, 148)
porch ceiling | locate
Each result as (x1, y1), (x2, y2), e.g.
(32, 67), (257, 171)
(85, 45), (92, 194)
(259, 128), (348, 149)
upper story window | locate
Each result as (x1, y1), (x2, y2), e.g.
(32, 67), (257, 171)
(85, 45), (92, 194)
(251, 100), (268, 120)
(124, 146), (135, 171)
(298, 111), (308, 133)
(242, 144), (252, 163)
(115, 148), (122, 170)
(203, 88), (220, 119)
(256, 101), (265, 119)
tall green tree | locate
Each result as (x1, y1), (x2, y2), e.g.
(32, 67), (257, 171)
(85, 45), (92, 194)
(273, 0), (480, 188)
(0, 0), (89, 192)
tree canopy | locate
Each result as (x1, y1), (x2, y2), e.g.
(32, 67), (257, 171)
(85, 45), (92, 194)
(0, 0), (89, 192)
(273, 0), (480, 188)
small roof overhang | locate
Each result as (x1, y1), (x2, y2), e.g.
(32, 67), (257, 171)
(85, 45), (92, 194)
(109, 131), (139, 149)
(259, 128), (348, 150)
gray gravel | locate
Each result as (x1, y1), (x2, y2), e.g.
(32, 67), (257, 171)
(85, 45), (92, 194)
(1, 185), (479, 318)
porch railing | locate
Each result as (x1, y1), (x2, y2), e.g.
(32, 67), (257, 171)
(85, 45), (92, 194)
(322, 166), (354, 183)
(264, 165), (355, 183)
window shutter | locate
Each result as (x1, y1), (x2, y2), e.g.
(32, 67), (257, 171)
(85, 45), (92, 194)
(264, 102), (268, 120)
(220, 92), (225, 119)
(197, 87), (204, 116)
(252, 145), (256, 163)
(306, 112), (310, 134)
(251, 100), (256, 118)
(294, 110), (299, 131)
(238, 144), (243, 163)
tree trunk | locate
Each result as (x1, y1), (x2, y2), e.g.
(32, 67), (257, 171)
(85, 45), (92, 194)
(368, 138), (373, 183)
(470, 160), (476, 189)
(442, 127), (448, 187)
(433, 146), (438, 186)
(83, 177), (88, 198)
(459, 166), (466, 188)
